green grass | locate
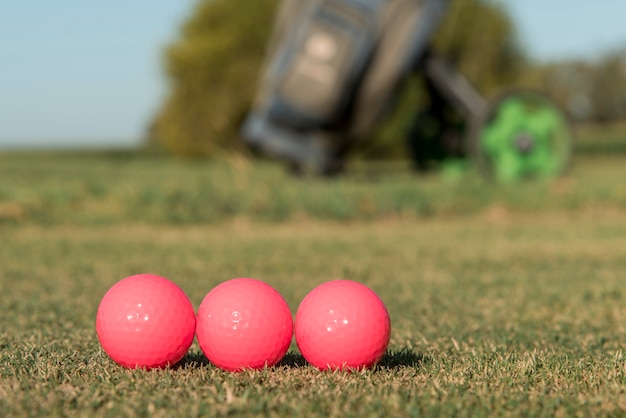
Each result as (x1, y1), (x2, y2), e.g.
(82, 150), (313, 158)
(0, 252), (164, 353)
(1, 149), (626, 226)
(1, 150), (626, 416)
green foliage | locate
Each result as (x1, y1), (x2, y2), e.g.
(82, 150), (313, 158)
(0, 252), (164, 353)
(149, 0), (278, 157)
(432, 0), (527, 91)
(516, 49), (626, 122)
(150, 0), (526, 159)
(590, 52), (626, 121)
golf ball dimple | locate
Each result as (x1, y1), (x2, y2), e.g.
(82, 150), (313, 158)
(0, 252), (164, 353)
(195, 278), (293, 372)
(95, 274), (196, 369)
(295, 280), (391, 370)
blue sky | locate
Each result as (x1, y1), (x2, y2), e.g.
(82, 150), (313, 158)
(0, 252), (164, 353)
(504, 0), (626, 61)
(1, 0), (625, 149)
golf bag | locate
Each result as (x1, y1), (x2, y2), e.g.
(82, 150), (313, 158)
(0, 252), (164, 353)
(242, 0), (451, 174)
(242, 0), (572, 180)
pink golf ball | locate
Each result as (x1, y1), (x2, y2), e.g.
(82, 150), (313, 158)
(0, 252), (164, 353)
(295, 280), (391, 370)
(195, 278), (293, 372)
(95, 274), (196, 369)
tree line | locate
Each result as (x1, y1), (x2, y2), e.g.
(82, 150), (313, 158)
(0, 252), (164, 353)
(147, 0), (625, 158)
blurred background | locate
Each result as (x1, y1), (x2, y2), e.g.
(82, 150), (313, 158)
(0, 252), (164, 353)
(1, 0), (625, 158)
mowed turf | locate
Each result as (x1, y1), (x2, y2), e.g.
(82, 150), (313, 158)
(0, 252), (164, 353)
(1, 152), (626, 416)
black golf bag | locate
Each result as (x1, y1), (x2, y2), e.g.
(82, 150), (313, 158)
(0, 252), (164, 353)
(242, 0), (451, 173)
(242, 0), (572, 180)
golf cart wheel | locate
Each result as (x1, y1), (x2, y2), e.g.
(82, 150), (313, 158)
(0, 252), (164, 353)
(470, 90), (572, 182)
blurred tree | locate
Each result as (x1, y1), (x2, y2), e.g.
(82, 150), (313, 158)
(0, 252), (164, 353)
(432, 0), (526, 92)
(519, 49), (626, 122)
(589, 51), (626, 122)
(525, 62), (595, 121)
(149, 0), (525, 158)
(148, 0), (278, 157)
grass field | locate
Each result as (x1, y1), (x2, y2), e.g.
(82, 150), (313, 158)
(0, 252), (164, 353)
(1, 149), (626, 416)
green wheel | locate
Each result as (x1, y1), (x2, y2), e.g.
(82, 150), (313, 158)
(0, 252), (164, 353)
(472, 91), (572, 182)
